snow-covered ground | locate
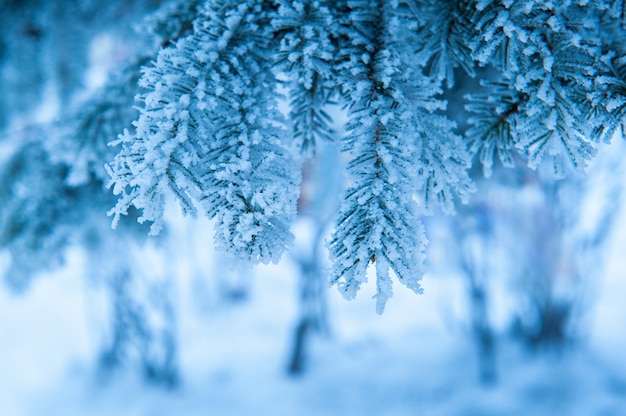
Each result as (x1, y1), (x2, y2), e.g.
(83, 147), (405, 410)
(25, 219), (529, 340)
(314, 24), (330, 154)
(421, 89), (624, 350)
(1, 207), (625, 416)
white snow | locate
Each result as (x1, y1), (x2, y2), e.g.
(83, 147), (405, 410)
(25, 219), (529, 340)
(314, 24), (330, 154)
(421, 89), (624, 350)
(0, 207), (625, 415)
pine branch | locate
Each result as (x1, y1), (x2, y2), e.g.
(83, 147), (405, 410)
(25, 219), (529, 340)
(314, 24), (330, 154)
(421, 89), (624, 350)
(329, 0), (429, 313)
(465, 81), (527, 176)
(469, 1), (601, 175)
(416, 113), (475, 214)
(108, 0), (300, 264)
(272, 0), (338, 157)
(0, 140), (103, 291)
(407, 0), (477, 88)
(49, 57), (148, 186)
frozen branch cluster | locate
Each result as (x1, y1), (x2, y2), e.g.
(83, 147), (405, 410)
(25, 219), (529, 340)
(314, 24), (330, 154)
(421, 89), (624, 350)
(107, 0), (626, 311)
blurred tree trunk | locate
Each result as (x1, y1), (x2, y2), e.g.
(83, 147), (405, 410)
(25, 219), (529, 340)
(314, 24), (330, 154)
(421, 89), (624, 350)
(287, 142), (341, 375)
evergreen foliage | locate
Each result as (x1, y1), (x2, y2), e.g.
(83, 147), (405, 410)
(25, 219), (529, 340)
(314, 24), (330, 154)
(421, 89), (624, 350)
(108, 1), (300, 265)
(103, 0), (626, 312)
(0, 0), (181, 385)
(272, 0), (337, 155)
(0, 139), (80, 290)
(2, 0), (624, 313)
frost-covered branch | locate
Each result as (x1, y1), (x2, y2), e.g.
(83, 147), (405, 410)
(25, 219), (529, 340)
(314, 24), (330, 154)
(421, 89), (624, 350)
(272, 0), (338, 156)
(108, 0), (300, 264)
(102, 0), (626, 311)
(329, 0), (437, 313)
(467, 1), (607, 176)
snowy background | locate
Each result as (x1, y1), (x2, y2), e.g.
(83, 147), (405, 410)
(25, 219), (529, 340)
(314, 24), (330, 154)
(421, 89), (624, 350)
(1, 200), (625, 415)
(1, 2), (626, 415)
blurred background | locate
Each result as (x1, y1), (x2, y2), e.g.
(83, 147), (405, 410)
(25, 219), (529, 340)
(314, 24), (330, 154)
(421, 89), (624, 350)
(1, 1), (625, 414)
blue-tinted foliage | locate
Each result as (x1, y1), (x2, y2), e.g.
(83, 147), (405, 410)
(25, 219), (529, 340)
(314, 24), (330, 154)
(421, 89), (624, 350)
(103, 0), (626, 311)
(2, 0), (623, 311)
